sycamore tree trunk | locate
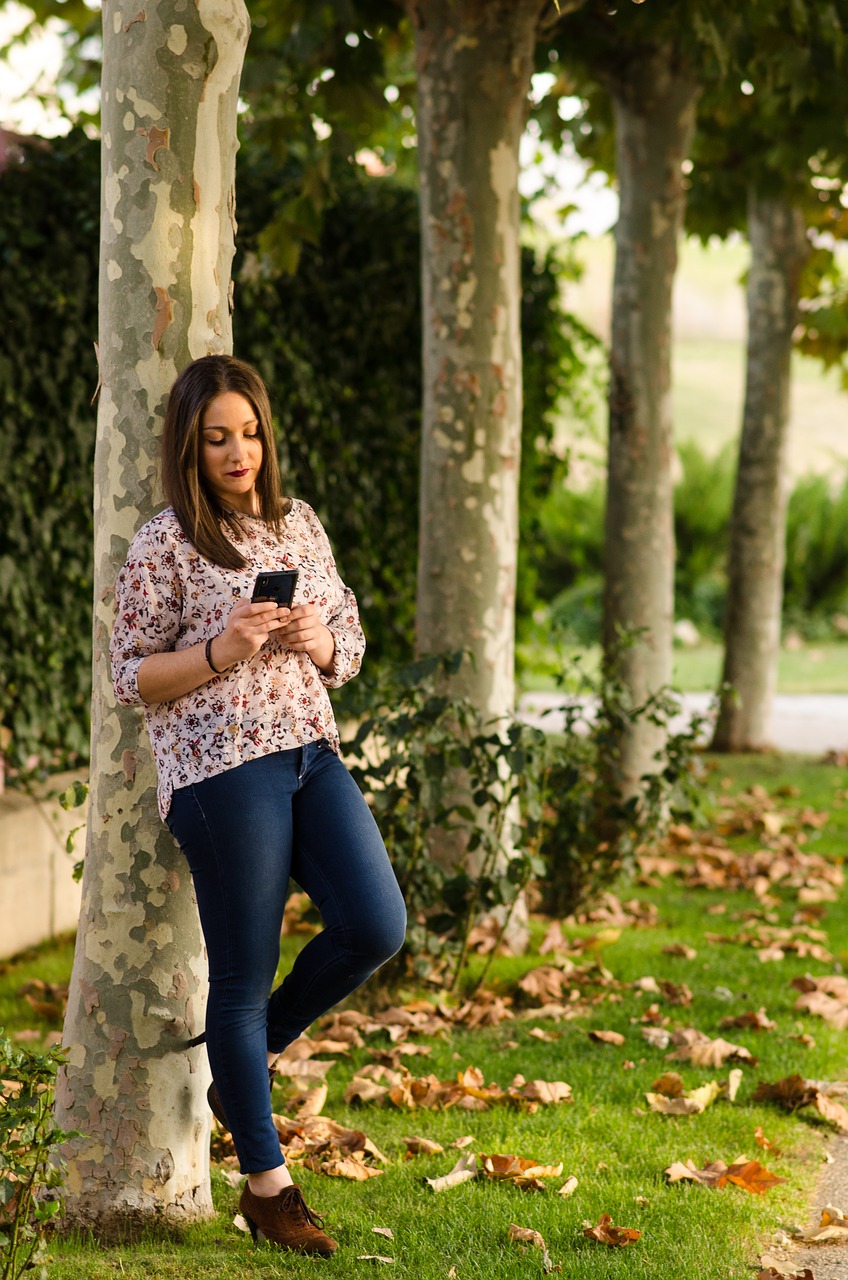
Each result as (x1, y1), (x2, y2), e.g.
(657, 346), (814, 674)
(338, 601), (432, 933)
(54, 0), (249, 1235)
(711, 193), (808, 751)
(408, 0), (545, 719)
(602, 49), (698, 794)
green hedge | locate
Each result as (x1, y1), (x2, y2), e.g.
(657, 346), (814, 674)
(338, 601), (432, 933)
(0, 133), (569, 772)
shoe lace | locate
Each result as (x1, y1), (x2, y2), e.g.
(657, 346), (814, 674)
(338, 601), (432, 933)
(277, 1185), (327, 1231)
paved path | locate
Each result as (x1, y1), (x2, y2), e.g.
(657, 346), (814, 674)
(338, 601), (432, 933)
(519, 691), (848, 756)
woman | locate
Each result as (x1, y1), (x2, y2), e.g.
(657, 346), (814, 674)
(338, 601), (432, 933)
(110, 355), (406, 1256)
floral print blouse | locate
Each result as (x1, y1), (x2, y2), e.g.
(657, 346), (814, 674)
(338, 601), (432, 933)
(110, 501), (365, 820)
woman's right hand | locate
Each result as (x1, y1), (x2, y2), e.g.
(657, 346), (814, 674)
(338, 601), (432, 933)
(137, 599), (288, 705)
(210, 599), (289, 670)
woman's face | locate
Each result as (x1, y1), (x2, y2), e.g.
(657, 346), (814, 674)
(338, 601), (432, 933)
(199, 391), (264, 515)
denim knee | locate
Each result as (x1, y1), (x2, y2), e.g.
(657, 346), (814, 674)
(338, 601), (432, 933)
(347, 898), (407, 967)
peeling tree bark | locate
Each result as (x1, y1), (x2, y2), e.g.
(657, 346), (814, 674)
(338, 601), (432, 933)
(711, 192), (808, 752)
(54, 0), (250, 1235)
(407, 0), (546, 721)
(602, 49), (698, 794)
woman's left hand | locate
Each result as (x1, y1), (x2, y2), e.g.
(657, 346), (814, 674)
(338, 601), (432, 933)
(277, 604), (335, 674)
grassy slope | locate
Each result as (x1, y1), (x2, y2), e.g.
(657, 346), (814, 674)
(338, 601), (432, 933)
(2, 755), (847, 1279)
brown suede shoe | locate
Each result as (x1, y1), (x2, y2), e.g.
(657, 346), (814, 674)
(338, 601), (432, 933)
(239, 1183), (338, 1255)
(208, 1066), (277, 1131)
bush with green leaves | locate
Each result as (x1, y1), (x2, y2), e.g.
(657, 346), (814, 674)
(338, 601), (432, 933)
(533, 656), (708, 917)
(341, 650), (706, 984)
(341, 653), (549, 992)
(0, 1033), (76, 1280)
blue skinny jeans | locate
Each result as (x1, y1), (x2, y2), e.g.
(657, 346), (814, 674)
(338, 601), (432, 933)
(166, 740), (406, 1172)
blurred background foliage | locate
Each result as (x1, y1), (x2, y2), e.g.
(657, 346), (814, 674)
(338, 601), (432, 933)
(0, 130), (582, 771)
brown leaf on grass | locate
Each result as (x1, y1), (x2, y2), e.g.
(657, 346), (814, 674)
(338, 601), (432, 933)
(651, 1072), (685, 1097)
(792, 1204), (848, 1242)
(402, 1136), (445, 1159)
(272, 1114), (387, 1166)
(814, 1091), (848, 1133)
(588, 1030), (625, 1047)
(481, 1153), (563, 1190)
(727, 1069), (743, 1102)
(632, 976), (662, 995)
(794, 991), (848, 1031)
(539, 921), (567, 954)
(356, 1255), (394, 1264)
(452, 1135), (475, 1148)
(665, 1159), (729, 1187)
(665, 1158), (784, 1194)
(662, 943), (697, 960)
(508, 1224), (546, 1247)
(345, 1077), (390, 1105)
(754, 1126), (782, 1157)
(373, 1228), (394, 1240)
(275, 1057), (336, 1082)
(752, 1075), (819, 1112)
(454, 995), (514, 1029)
(509, 1077), (573, 1107)
(290, 1083), (328, 1117)
(528, 1027), (561, 1043)
(658, 981), (693, 1006)
(791, 973), (848, 1002)
(559, 1175), (579, 1197)
(424, 1152), (478, 1192)
(466, 918), (513, 956)
(518, 966), (568, 1003)
(646, 1080), (721, 1116)
(313, 1156), (383, 1181)
(641, 1026), (672, 1050)
(666, 1029), (756, 1068)
(720, 1008), (776, 1033)
(582, 1213), (641, 1247)
(724, 1160), (785, 1195)
(508, 1224), (561, 1274)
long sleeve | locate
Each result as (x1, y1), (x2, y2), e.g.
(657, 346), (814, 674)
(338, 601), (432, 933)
(302, 505), (366, 689)
(110, 528), (183, 707)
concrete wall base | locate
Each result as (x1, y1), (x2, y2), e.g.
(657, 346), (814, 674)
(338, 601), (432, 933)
(0, 771), (87, 959)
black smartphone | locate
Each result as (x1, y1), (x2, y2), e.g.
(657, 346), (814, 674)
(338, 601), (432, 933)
(252, 570), (298, 608)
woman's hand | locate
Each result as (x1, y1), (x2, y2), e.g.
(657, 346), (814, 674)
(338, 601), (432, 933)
(137, 599), (286, 704)
(210, 599), (287, 670)
(277, 603), (336, 674)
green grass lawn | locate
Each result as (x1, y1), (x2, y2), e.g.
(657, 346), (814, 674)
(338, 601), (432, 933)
(2, 755), (847, 1278)
(518, 640), (848, 694)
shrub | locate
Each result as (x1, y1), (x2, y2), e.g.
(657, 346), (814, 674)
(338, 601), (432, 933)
(0, 1033), (77, 1280)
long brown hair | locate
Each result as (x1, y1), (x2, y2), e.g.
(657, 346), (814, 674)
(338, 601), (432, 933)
(161, 355), (291, 569)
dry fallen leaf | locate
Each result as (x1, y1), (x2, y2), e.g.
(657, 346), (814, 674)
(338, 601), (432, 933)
(752, 1075), (819, 1112)
(402, 1136), (445, 1159)
(480, 1153), (563, 1189)
(582, 1213), (641, 1247)
(720, 1007), (776, 1033)
(588, 1030), (626, 1047)
(665, 1158), (784, 1195)
(727, 1068), (743, 1102)
(373, 1227), (394, 1240)
(651, 1071), (685, 1097)
(814, 1091), (848, 1133)
(508, 1224), (561, 1274)
(558, 1175), (579, 1197)
(666, 1029), (756, 1068)
(424, 1153), (478, 1193)
(662, 943), (697, 960)
(356, 1255), (394, 1264)
(754, 1126), (781, 1157)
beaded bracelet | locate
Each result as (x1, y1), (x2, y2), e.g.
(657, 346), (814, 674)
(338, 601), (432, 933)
(205, 636), (225, 675)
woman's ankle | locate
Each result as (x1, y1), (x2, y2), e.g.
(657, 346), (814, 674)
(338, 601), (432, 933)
(247, 1165), (293, 1197)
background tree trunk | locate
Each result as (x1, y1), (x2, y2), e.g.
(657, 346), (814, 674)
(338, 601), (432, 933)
(409, 0), (544, 720)
(711, 192), (809, 751)
(55, 0), (250, 1235)
(602, 49), (698, 794)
